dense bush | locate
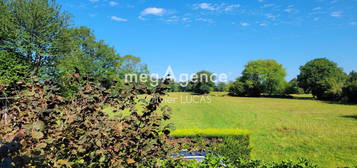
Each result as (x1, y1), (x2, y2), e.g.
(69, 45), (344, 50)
(228, 80), (246, 96)
(0, 75), (172, 167)
(158, 154), (318, 168)
(343, 71), (357, 103)
(190, 71), (215, 94)
(284, 78), (304, 95)
(297, 58), (347, 100)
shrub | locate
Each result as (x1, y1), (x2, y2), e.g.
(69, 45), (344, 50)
(284, 78), (304, 95)
(0, 75), (172, 167)
(314, 78), (344, 100)
(343, 71), (357, 103)
(228, 80), (246, 96)
(190, 71), (215, 95)
(158, 154), (318, 168)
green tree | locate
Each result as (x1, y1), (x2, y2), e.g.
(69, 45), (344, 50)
(343, 71), (357, 103)
(284, 78), (304, 95)
(215, 82), (227, 92)
(240, 59), (287, 96)
(191, 71), (215, 94)
(54, 27), (121, 80)
(297, 58), (347, 100)
(0, 51), (30, 84)
(228, 79), (246, 96)
(0, 0), (69, 75)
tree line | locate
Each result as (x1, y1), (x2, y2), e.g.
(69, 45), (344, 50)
(169, 59), (356, 104)
(0, 0), (147, 97)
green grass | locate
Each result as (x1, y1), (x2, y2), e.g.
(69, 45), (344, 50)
(171, 128), (250, 138)
(163, 92), (357, 167)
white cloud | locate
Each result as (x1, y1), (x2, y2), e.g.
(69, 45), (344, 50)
(111, 16), (127, 22)
(193, 3), (240, 12)
(259, 23), (268, 26)
(89, 0), (99, 3)
(196, 17), (213, 23)
(240, 22), (250, 26)
(350, 21), (357, 25)
(196, 3), (215, 10)
(313, 7), (322, 11)
(330, 11), (342, 18)
(265, 13), (279, 20)
(224, 4), (240, 11)
(141, 7), (165, 16)
(284, 6), (297, 13)
(109, 1), (119, 6)
(263, 4), (275, 8)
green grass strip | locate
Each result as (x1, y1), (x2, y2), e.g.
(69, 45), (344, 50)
(170, 128), (250, 138)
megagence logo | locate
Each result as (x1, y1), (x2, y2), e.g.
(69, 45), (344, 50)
(124, 66), (229, 87)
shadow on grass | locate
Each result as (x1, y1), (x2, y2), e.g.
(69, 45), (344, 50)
(341, 115), (357, 120)
(322, 100), (356, 105)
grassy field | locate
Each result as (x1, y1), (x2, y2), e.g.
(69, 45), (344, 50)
(162, 92), (357, 167)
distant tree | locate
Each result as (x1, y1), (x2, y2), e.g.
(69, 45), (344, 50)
(167, 81), (180, 92)
(228, 79), (245, 96)
(297, 58), (347, 100)
(284, 78), (304, 95)
(240, 59), (287, 96)
(119, 55), (149, 77)
(342, 71), (357, 103)
(191, 71), (215, 94)
(215, 82), (227, 92)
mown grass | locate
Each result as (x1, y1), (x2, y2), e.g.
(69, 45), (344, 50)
(170, 128), (250, 138)
(162, 92), (357, 167)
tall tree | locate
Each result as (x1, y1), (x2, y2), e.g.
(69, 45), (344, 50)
(240, 59), (287, 96)
(54, 27), (121, 81)
(297, 58), (346, 100)
(0, 0), (69, 74)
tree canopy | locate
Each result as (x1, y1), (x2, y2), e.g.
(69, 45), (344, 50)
(297, 58), (346, 100)
(190, 71), (215, 94)
(230, 59), (286, 97)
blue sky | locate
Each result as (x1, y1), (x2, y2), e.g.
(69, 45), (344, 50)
(58, 0), (357, 81)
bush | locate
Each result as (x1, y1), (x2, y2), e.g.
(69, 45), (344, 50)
(228, 80), (246, 96)
(343, 71), (357, 103)
(284, 78), (304, 95)
(314, 78), (344, 100)
(158, 154), (318, 168)
(215, 136), (251, 161)
(190, 71), (215, 94)
(0, 75), (172, 167)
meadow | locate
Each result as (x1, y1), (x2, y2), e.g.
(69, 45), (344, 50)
(163, 92), (357, 167)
